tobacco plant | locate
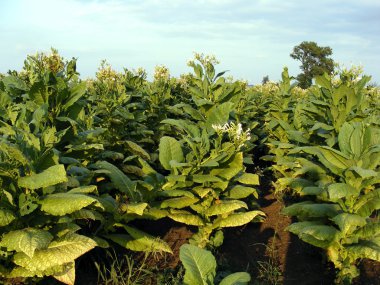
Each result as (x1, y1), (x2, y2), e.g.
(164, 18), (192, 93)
(283, 121), (380, 283)
(155, 119), (264, 248)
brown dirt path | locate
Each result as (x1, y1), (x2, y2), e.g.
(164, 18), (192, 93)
(219, 193), (380, 285)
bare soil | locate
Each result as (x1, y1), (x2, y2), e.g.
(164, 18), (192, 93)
(218, 193), (380, 285)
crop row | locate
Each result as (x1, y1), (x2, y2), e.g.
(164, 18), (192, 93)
(0, 50), (379, 284)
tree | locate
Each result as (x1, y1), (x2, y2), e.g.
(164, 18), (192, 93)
(290, 41), (334, 88)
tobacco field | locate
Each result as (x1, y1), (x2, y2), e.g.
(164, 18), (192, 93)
(0, 50), (379, 285)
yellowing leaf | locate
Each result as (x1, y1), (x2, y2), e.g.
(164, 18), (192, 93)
(18, 165), (68, 190)
(213, 210), (265, 228)
(0, 228), (53, 258)
(236, 173), (260, 185)
(40, 193), (98, 216)
(13, 234), (96, 272)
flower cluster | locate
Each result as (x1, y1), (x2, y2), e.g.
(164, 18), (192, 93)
(187, 52), (220, 68)
(176, 73), (193, 89)
(332, 63), (365, 86)
(154, 65), (170, 82)
(291, 86), (308, 99)
(96, 60), (119, 82)
(132, 67), (147, 78)
(251, 81), (279, 95)
(212, 122), (251, 148)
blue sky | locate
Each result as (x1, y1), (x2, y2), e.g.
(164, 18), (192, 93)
(0, 0), (379, 84)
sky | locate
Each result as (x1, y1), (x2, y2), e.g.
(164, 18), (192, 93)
(0, 0), (379, 84)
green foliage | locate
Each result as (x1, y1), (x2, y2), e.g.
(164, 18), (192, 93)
(180, 244), (251, 285)
(1, 48), (379, 284)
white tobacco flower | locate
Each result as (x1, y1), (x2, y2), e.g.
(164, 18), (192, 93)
(213, 122), (251, 149)
(236, 123), (243, 139)
(154, 65), (170, 81)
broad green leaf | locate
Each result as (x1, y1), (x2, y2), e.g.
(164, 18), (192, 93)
(40, 193), (97, 216)
(180, 244), (216, 285)
(338, 122), (355, 156)
(9, 262), (74, 279)
(122, 225), (172, 253)
(51, 223), (81, 238)
(13, 234), (96, 271)
(53, 263), (76, 285)
(138, 158), (157, 175)
(143, 208), (169, 220)
(42, 127), (57, 148)
(347, 239), (380, 262)
(210, 152), (244, 180)
(193, 187), (212, 198)
(228, 185), (258, 199)
(287, 222), (338, 248)
(315, 74), (331, 91)
(92, 161), (137, 201)
(294, 146), (352, 175)
(236, 173), (260, 185)
(92, 237), (109, 249)
(309, 122), (335, 132)
(159, 136), (184, 170)
(353, 189), (380, 216)
(125, 140), (150, 160)
(31, 104), (48, 131)
(286, 221), (323, 235)
(62, 82), (86, 111)
(300, 187), (323, 196)
(354, 222), (380, 239)
(168, 209), (204, 226)
(318, 146), (353, 174)
(191, 175), (223, 183)
(106, 232), (172, 253)
(0, 142), (29, 166)
(71, 209), (104, 221)
(0, 208), (16, 226)
(68, 185), (97, 194)
(66, 143), (103, 152)
(160, 190), (195, 198)
(29, 81), (47, 105)
(2, 75), (28, 91)
(0, 228), (53, 258)
(204, 200), (247, 216)
(345, 87), (360, 114)
(182, 104), (204, 121)
(101, 150), (124, 161)
(125, 202), (148, 215)
(161, 197), (199, 209)
(161, 119), (201, 138)
(332, 213), (366, 235)
(18, 165), (68, 190)
(333, 84), (350, 106)
(205, 102), (234, 129)
(213, 210), (264, 228)
(355, 198), (380, 217)
(283, 202), (339, 218)
(347, 167), (378, 179)
(167, 175), (187, 182)
(327, 183), (359, 201)
(219, 272), (251, 285)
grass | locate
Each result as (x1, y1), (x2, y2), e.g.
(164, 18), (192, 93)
(254, 231), (283, 285)
(94, 249), (153, 285)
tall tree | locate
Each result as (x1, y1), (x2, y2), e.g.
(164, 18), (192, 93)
(290, 41), (334, 88)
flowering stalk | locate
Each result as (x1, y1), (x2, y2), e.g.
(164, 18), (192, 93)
(212, 122), (251, 149)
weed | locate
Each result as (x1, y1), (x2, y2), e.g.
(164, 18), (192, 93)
(94, 249), (153, 285)
(253, 232), (283, 285)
